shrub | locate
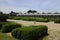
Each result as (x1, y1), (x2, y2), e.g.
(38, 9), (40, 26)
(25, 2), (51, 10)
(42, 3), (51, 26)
(12, 25), (48, 40)
(54, 19), (60, 23)
(28, 18), (36, 21)
(0, 23), (2, 29)
(8, 16), (14, 19)
(0, 14), (7, 22)
(13, 17), (21, 20)
(21, 17), (36, 21)
(12, 28), (20, 38)
(36, 18), (49, 22)
(21, 17), (30, 21)
(2, 23), (22, 33)
(0, 22), (8, 29)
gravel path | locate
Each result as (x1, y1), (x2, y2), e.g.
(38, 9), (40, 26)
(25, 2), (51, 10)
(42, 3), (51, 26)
(7, 19), (60, 40)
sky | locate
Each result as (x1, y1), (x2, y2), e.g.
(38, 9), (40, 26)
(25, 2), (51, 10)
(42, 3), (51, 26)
(0, 0), (60, 13)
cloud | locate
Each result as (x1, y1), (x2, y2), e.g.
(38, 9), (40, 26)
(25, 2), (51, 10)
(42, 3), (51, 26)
(0, 0), (60, 13)
(0, 6), (29, 13)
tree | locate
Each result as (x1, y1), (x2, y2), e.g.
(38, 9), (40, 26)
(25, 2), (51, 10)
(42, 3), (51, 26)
(9, 11), (18, 16)
(54, 12), (59, 14)
(27, 10), (37, 14)
(0, 12), (7, 22)
(27, 10), (32, 13)
(33, 10), (37, 13)
(48, 12), (52, 14)
(42, 12), (46, 14)
(0, 11), (3, 15)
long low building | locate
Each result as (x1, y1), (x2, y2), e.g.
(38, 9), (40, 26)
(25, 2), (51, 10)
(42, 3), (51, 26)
(16, 13), (60, 17)
(17, 12), (60, 15)
(18, 13), (60, 15)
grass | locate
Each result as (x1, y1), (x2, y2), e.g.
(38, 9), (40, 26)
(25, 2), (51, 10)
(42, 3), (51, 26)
(0, 33), (18, 40)
(0, 29), (18, 40)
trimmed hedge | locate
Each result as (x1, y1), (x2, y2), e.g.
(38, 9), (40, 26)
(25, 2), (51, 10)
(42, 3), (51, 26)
(21, 17), (36, 21)
(35, 18), (49, 22)
(11, 28), (20, 38)
(20, 17), (49, 22)
(0, 22), (9, 29)
(8, 16), (49, 22)
(0, 23), (2, 29)
(54, 19), (60, 23)
(12, 25), (48, 40)
(13, 17), (21, 20)
(2, 23), (22, 33)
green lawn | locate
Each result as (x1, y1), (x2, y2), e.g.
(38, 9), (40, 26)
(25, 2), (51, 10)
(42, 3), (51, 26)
(0, 30), (17, 40)
(0, 33), (18, 40)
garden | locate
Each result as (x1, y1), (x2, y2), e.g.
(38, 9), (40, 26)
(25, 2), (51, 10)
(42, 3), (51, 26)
(1, 13), (60, 40)
(8, 16), (60, 23)
(0, 14), (48, 40)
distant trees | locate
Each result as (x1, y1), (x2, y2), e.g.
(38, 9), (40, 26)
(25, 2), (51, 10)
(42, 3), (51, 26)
(0, 11), (7, 22)
(9, 11), (18, 16)
(27, 10), (37, 14)
(33, 10), (37, 13)
(27, 10), (32, 13)
(48, 12), (52, 14)
(54, 12), (59, 14)
(0, 11), (3, 15)
(42, 12), (46, 14)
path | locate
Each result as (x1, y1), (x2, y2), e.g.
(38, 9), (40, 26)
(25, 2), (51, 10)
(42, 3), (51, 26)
(7, 19), (60, 40)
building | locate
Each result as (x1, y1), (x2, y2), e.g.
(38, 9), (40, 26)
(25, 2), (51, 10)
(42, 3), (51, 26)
(17, 13), (60, 17)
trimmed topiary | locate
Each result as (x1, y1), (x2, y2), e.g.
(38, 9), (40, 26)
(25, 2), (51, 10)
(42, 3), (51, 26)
(0, 22), (8, 29)
(35, 18), (49, 22)
(2, 23), (22, 33)
(54, 19), (60, 23)
(11, 28), (20, 38)
(0, 23), (2, 29)
(12, 25), (48, 40)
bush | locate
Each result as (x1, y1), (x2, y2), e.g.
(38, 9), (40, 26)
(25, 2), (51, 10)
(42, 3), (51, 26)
(35, 18), (49, 22)
(54, 19), (60, 23)
(22, 17), (36, 21)
(8, 16), (14, 19)
(0, 23), (2, 29)
(0, 14), (7, 22)
(0, 22), (8, 29)
(2, 23), (22, 33)
(12, 25), (48, 40)
(13, 17), (21, 20)
(12, 28), (20, 38)
(8, 16), (49, 22)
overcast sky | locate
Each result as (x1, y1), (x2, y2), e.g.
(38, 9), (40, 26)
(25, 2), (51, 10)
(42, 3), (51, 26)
(0, 0), (60, 13)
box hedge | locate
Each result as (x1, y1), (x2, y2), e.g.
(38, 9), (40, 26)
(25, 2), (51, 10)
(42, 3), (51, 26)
(12, 16), (21, 20)
(22, 18), (36, 21)
(35, 18), (49, 22)
(8, 16), (49, 22)
(0, 22), (9, 29)
(2, 23), (22, 33)
(54, 19), (60, 23)
(0, 23), (2, 29)
(12, 25), (48, 40)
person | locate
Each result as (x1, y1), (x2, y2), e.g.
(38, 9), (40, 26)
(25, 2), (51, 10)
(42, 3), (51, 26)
(34, 21), (36, 24)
